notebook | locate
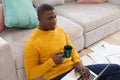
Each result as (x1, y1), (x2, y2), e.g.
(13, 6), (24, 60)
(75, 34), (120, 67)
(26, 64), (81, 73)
(61, 64), (110, 80)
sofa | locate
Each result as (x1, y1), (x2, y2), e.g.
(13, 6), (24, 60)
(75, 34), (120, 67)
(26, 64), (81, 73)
(0, 0), (120, 80)
(55, 0), (120, 47)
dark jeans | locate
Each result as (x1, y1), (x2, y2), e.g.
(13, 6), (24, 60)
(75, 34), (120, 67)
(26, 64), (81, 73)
(51, 64), (120, 80)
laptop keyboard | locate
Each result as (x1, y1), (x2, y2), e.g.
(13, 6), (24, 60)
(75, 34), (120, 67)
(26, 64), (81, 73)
(77, 73), (96, 80)
(89, 73), (96, 80)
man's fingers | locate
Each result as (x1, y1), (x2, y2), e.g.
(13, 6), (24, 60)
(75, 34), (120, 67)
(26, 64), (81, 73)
(82, 69), (90, 80)
(75, 63), (90, 80)
(78, 68), (85, 75)
(57, 52), (64, 57)
(52, 52), (64, 64)
(77, 68), (90, 80)
(61, 57), (64, 61)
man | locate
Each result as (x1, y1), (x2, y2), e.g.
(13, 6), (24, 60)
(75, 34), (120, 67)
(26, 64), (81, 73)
(24, 4), (120, 80)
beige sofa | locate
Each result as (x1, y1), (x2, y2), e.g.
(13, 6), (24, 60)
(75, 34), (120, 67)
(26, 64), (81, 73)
(55, 0), (120, 47)
(0, 0), (120, 80)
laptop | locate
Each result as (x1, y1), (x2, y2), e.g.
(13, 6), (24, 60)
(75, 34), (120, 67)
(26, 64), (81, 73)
(61, 64), (110, 80)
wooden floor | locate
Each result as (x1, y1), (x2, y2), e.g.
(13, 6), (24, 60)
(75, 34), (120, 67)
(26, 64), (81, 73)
(79, 30), (120, 57)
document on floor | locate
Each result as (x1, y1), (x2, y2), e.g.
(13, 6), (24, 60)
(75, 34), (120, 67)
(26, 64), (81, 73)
(91, 41), (120, 56)
(106, 54), (120, 65)
(89, 41), (120, 65)
(81, 55), (96, 66)
(88, 52), (120, 65)
(88, 52), (110, 64)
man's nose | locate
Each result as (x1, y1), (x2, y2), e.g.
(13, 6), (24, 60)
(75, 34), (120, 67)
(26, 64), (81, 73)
(51, 18), (56, 23)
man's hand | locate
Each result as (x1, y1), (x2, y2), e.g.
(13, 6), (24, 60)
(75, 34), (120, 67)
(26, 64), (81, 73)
(52, 52), (64, 64)
(75, 62), (90, 80)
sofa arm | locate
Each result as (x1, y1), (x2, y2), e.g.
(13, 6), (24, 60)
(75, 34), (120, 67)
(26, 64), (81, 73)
(0, 37), (18, 80)
(107, 0), (120, 7)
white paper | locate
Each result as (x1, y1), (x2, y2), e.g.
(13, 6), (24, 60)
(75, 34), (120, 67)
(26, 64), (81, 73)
(81, 55), (96, 65)
(88, 52), (109, 64)
(89, 41), (120, 65)
(106, 54), (120, 65)
(91, 41), (120, 56)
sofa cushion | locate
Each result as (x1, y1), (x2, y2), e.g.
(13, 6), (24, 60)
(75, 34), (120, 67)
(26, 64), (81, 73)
(0, 4), (6, 32)
(57, 15), (83, 41)
(2, 0), (38, 28)
(107, 0), (120, 7)
(65, 0), (75, 2)
(77, 0), (105, 3)
(33, 0), (64, 8)
(55, 2), (120, 33)
(0, 15), (83, 69)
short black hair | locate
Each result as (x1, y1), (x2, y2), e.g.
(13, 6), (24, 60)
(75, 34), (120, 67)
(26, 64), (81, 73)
(37, 4), (54, 15)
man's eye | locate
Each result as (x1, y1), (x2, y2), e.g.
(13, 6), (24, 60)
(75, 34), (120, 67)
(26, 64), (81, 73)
(48, 18), (52, 20)
(54, 16), (56, 18)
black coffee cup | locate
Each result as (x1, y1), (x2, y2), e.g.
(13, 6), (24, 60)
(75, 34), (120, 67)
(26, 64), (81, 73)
(64, 45), (72, 58)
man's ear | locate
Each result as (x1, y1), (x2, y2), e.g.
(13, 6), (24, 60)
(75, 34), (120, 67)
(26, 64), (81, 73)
(37, 12), (41, 20)
(38, 16), (40, 21)
(38, 15), (42, 21)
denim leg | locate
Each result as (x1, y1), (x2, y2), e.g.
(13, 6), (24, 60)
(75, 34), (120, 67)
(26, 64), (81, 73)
(106, 64), (120, 80)
(86, 64), (120, 80)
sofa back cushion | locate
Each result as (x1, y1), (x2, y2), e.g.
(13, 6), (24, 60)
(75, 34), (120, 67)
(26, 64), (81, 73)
(2, 0), (38, 28)
(0, 4), (6, 32)
(65, 0), (75, 2)
(33, 0), (64, 8)
(77, 0), (105, 3)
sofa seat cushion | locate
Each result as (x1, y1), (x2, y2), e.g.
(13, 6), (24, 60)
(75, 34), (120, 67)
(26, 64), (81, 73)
(0, 15), (83, 69)
(65, 0), (75, 2)
(55, 2), (120, 33)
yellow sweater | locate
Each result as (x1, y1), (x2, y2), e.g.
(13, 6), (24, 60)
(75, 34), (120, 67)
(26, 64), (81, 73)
(24, 26), (81, 80)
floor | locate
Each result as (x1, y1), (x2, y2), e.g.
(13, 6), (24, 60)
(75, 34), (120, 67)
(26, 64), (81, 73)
(79, 30), (120, 57)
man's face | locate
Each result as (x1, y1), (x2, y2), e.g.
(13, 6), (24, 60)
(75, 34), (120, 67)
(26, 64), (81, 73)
(38, 10), (57, 31)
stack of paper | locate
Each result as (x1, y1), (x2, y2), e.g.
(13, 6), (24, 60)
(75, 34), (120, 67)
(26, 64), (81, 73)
(81, 55), (96, 65)
(88, 41), (120, 65)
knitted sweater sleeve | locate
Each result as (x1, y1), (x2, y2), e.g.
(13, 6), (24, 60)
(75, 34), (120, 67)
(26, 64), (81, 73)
(24, 42), (56, 79)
